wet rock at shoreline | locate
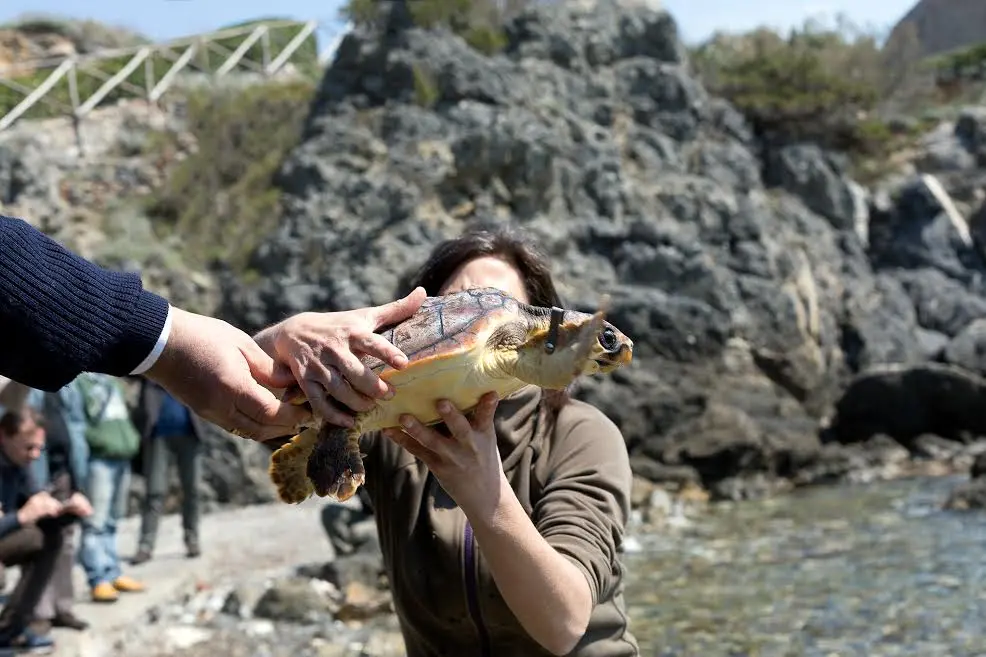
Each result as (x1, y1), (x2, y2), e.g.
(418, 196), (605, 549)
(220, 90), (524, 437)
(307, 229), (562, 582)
(253, 577), (336, 624)
(943, 452), (986, 510)
(114, 561), (400, 657)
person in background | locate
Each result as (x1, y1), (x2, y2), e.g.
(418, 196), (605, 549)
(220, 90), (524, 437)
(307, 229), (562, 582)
(0, 406), (88, 653)
(131, 379), (204, 564)
(74, 373), (145, 604)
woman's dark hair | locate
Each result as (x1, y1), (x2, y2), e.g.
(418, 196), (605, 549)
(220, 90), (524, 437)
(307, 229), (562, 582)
(397, 224), (571, 415)
(399, 224), (563, 308)
(0, 406), (44, 438)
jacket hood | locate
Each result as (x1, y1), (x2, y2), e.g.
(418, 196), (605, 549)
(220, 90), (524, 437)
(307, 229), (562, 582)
(494, 384), (545, 473)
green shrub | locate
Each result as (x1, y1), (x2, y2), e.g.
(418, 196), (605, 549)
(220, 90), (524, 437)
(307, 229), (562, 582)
(463, 25), (508, 55)
(341, 0), (524, 55)
(340, 0), (380, 26)
(929, 40), (986, 86)
(143, 79), (316, 271)
(689, 16), (924, 156)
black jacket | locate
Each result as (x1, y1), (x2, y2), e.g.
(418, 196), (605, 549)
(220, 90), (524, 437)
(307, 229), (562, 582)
(132, 378), (209, 443)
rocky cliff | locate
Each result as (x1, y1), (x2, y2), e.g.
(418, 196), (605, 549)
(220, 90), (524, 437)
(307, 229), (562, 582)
(887, 0), (986, 59)
(216, 0), (986, 501)
(6, 1), (986, 506)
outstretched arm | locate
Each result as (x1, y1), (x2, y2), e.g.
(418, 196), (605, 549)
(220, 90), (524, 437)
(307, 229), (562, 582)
(385, 394), (633, 656)
(0, 215), (307, 440)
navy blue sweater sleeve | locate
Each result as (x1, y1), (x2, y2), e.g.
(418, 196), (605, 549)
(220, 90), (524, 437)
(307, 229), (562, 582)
(0, 215), (170, 391)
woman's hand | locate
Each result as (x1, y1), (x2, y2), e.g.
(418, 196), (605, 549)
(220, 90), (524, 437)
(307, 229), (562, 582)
(383, 392), (503, 519)
(253, 288), (427, 428)
(386, 391), (595, 654)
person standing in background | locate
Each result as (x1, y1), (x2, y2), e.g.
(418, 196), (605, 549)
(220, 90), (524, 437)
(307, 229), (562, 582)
(131, 379), (203, 564)
(74, 373), (146, 604)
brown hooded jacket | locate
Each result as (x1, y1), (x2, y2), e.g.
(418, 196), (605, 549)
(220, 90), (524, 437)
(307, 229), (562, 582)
(360, 384), (640, 656)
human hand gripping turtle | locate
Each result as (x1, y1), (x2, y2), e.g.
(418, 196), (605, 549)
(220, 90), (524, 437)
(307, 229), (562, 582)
(251, 287), (428, 428)
(261, 287), (633, 507)
(149, 288), (426, 442)
(384, 392), (504, 520)
(381, 293), (630, 521)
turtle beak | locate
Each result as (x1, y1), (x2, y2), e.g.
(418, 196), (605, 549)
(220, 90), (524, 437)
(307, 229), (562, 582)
(615, 342), (633, 365)
(599, 344), (632, 366)
(592, 342), (632, 372)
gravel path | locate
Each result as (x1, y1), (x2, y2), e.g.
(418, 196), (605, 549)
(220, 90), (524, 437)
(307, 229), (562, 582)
(35, 498), (330, 656)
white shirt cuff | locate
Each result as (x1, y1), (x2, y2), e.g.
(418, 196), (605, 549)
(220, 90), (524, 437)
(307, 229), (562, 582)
(130, 304), (173, 376)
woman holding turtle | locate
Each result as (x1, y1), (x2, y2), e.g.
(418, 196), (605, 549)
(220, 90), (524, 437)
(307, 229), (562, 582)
(260, 226), (638, 657)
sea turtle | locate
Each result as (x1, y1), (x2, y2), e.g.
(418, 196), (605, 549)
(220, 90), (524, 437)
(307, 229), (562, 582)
(268, 286), (634, 504)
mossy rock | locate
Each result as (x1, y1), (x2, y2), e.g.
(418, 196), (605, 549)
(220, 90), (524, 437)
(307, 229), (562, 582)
(143, 78), (317, 272)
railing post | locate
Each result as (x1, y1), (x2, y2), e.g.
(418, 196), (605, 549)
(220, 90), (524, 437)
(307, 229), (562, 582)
(197, 37), (210, 74)
(215, 25), (269, 77)
(144, 56), (155, 119)
(262, 30), (271, 71)
(144, 56), (155, 98)
(0, 58), (74, 131)
(72, 112), (84, 158)
(67, 63), (79, 113)
(67, 63), (83, 155)
(265, 21), (317, 75)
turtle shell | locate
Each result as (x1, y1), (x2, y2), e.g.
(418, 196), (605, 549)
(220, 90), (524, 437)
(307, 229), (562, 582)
(364, 287), (526, 374)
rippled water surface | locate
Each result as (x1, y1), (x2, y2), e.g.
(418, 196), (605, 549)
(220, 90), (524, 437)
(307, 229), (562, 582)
(624, 476), (986, 657)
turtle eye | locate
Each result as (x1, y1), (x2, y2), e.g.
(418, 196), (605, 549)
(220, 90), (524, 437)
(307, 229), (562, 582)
(598, 327), (619, 352)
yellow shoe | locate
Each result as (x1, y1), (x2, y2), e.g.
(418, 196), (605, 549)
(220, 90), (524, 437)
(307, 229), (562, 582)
(91, 582), (119, 603)
(112, 575), (146, 593)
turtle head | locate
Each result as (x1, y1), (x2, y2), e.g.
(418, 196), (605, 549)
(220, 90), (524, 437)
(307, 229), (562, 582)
(486, 300), (633, 389)
(578, 318), (635, 374)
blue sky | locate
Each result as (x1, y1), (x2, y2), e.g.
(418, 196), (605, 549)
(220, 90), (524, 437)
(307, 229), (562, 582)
(0, 0), (919, 50)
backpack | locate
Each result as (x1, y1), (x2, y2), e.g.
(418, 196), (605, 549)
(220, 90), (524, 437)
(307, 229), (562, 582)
(41, 391), (71, 454)
(76, 374), (141, 460)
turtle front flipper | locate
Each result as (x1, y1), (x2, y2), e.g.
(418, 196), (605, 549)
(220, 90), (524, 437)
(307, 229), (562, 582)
(307, 425), (366, 502)
(269, 427), (319, 504)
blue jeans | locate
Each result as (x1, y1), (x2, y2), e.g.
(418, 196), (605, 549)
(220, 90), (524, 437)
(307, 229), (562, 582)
(78, 457), (130, 588)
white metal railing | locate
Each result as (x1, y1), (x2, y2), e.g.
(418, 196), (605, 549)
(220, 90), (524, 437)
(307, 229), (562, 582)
(0, 18), (353, 132)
